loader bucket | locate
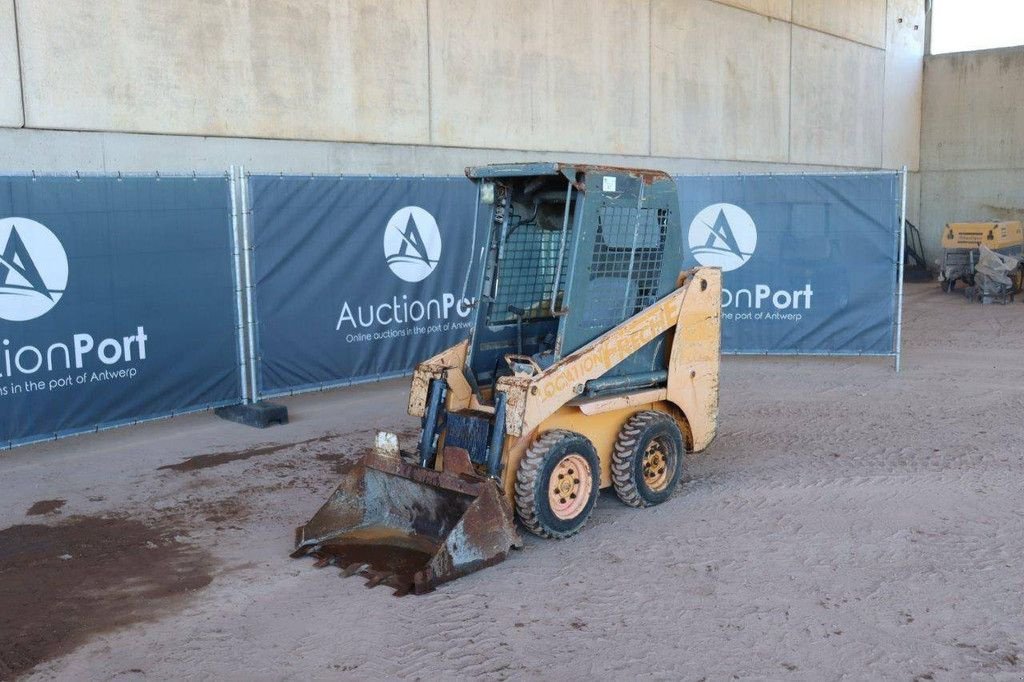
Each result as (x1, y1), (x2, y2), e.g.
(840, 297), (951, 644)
(292, 443), (522, 595)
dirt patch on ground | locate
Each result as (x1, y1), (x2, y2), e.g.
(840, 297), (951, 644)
(8, 287), (1024, 679)
(158, 433), (341, 473)
(0, 516), (214, 680)
(25, 500), (65, 516)
(195, 496), (250, 526)
(317, 450), (369, 475)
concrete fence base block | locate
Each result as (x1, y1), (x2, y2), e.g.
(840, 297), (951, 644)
(215, 402), (289, 429)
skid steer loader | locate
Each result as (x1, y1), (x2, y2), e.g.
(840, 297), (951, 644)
(293, 163), (722, 595)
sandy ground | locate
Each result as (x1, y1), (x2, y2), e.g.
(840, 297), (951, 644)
(1, 282), (1023, 681)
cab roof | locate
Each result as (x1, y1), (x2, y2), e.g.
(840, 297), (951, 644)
(465, 162), (670, 185)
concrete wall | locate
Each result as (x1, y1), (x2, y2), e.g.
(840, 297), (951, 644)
(0, 0), (924, 185)
(652, 0), (790, 162)
(882, 0), (923, 170)
(0, 0), (22, 127)
(429, 0), (650, 154)
(919, 45), (1024, 261)
(793, 0), (887, 48)
(15, 0), (430, 144)
(790, 26), (885, 167)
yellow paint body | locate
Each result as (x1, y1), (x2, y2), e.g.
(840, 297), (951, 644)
(941, 221), (1023, 250)
(410, 267), (722, 507)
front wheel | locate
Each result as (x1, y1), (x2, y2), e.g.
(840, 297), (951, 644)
(611, 411), (685, 507)
(514, 430), (600, 539)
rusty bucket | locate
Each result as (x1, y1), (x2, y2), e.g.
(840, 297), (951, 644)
(292, 437), (522, 595)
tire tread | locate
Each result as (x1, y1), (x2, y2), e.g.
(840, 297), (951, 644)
(611, 410), (682, 508)
(515, 429), (597, 539)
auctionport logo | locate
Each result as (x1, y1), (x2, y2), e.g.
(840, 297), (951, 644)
(688, 203), (757, 272)
(383, 206), (441, 283)
(0, 217), (69, 322)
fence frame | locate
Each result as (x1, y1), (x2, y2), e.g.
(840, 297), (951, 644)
(0, 170), (245, 449)
(1, 166), (908, 449)
(677, 169), (906, 367)
(241, 172), (471, 402)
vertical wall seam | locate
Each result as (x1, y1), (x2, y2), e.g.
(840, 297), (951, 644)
(919, 59), (930, 161)
(648, 0), (653, 157)
(787, 19), (793, 162)
(425, 0), (433, 145)
(915, 3), (928, 171)
(11, 0), (26, 127)
(100, 134), (108, 173)
(923, 0), (933, 55)
(879, 0), (888, 168)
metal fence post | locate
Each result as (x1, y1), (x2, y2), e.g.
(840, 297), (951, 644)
(240, 166), (260, 401)
(228, 165), (251, 403)
(895, 166), (908, 373)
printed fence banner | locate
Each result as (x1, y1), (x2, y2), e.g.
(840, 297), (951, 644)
(0, 175), (241, 447)
(247, 176), (479, 397)
(677, 173), (902, 354)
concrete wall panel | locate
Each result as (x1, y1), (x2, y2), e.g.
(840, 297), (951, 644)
(906, 170), (920, 227)
(711, 0), (791, 21)
(652, 0), (789, 161)
(790, 27), (884, 167)
(428, 0), (649, 155)
(918, 45), (1024, 262)
(4, 1), (924, 174)
(882, 0), (924, 170)
(15, 0), (429, 144)
(792, 0), (886, 48)
(0, 0), (22, 127)
(921, 47), (1024, 171)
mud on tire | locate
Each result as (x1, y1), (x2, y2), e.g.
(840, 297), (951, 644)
(612, 410), (685, 507)
(514, 429), (600, 539)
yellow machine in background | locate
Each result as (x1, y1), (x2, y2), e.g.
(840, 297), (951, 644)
(940, 221), (1024, 300)
(941, 221), (1023, 251)
(293, 164), (722, 594)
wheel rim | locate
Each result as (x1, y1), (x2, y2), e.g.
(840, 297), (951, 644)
(642, 437), (673, 491)
(548, 453), (592, 520)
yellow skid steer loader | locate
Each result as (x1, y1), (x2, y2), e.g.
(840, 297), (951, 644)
(293, 163), (721, 594)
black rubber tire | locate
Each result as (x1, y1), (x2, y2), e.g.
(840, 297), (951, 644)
(514, 429), (600, 539)
(611, 410), (685, 508)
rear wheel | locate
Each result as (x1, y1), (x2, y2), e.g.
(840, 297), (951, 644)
(612, 411), (685, 507)
(515, 430), (600, 539)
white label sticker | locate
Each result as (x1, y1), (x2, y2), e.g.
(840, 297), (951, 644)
(602, 176), (616, 192)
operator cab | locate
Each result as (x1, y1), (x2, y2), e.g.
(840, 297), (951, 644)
(463, 163), (683, 398)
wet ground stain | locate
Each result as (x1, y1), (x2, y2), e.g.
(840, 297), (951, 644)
(0, 516), (214, 679)
(158, 433), (341, 472)
(25, 499), (65, 516)
(317, 451), (368, 476)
